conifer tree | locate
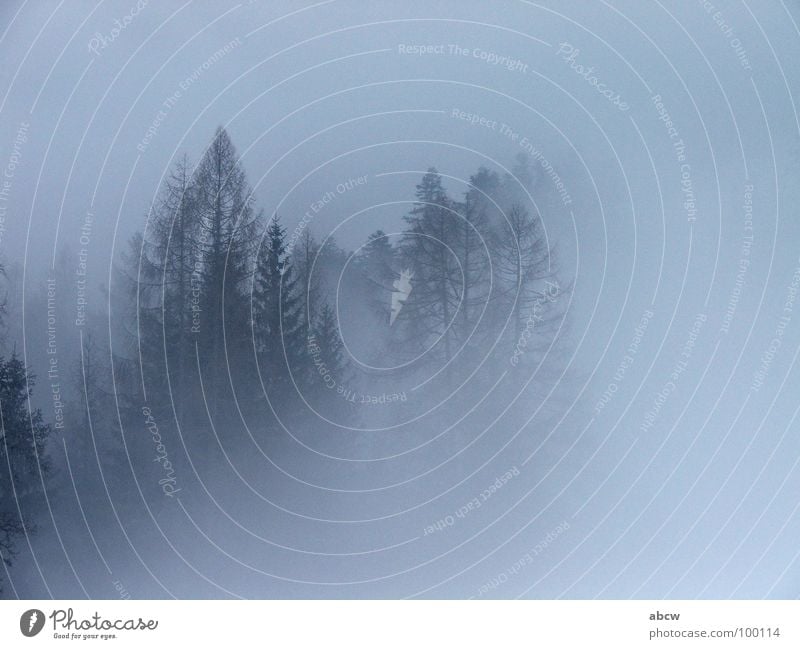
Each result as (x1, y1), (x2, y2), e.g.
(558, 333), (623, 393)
(312, 303), (346, 380)
(307, 302), (353, 419)
(398, 168), (461, 364)
(253, 216), (305, 398)
(147, 154), (201, 412)
(0, 354), (51, 588)
(193, 128), (260, 413)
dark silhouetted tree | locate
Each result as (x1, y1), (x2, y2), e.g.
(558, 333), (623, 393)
(253, 216), (306, 399)
(0, 354), (51, 591)
(397, 168), (461, 366)
(193, 128), (260, 414)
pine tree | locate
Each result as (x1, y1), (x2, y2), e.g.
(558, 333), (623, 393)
(193, 128), (260, 414)
(313, 303), (346, 379)
(146, 154), (201, 414)
(307, 302), (353, 418)
(397, 168), (461, 365)
(253, 216), (306, 398)
(0, 354), (51, 587)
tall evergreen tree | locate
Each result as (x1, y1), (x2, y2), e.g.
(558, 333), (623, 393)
(253, 216), (306, 398)
(314, 303), (347, 377)
(0, 354), (51, 590)
(307, 302), (350, 415)
(147, 154), (201, 414)
(193, 128), (260, 414)
(397, 168), (461, 365)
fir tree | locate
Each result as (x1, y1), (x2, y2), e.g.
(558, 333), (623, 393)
(398, 168), (461, 365)
(0, 354), (51, 588)
(253, 216), (306, 398)
(193, 128), (260, 414)
(312, 303), (347, 380)
(307, 302), (352, 418)
(146, 154), (201, 414)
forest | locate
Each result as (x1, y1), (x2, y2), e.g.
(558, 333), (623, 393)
(0, 127), (565, 597)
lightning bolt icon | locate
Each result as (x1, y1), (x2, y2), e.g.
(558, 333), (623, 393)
(28, 611), (37, 632)
(390, 269), (413, 326)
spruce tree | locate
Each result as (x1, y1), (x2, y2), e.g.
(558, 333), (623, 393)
(0, 354), (51, 588)
(253, 216), (306, 398)
(193, 128), (260, 414)
(307, 302), (355, 420)
(146, 154), (201, 413)
(313, 303), (346, 379)
(398, 168), (461, 365)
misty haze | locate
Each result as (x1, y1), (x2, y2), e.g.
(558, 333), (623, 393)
(0, 0), (798, 600)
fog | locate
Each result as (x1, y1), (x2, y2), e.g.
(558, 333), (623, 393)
(0, 0), (799, 599)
